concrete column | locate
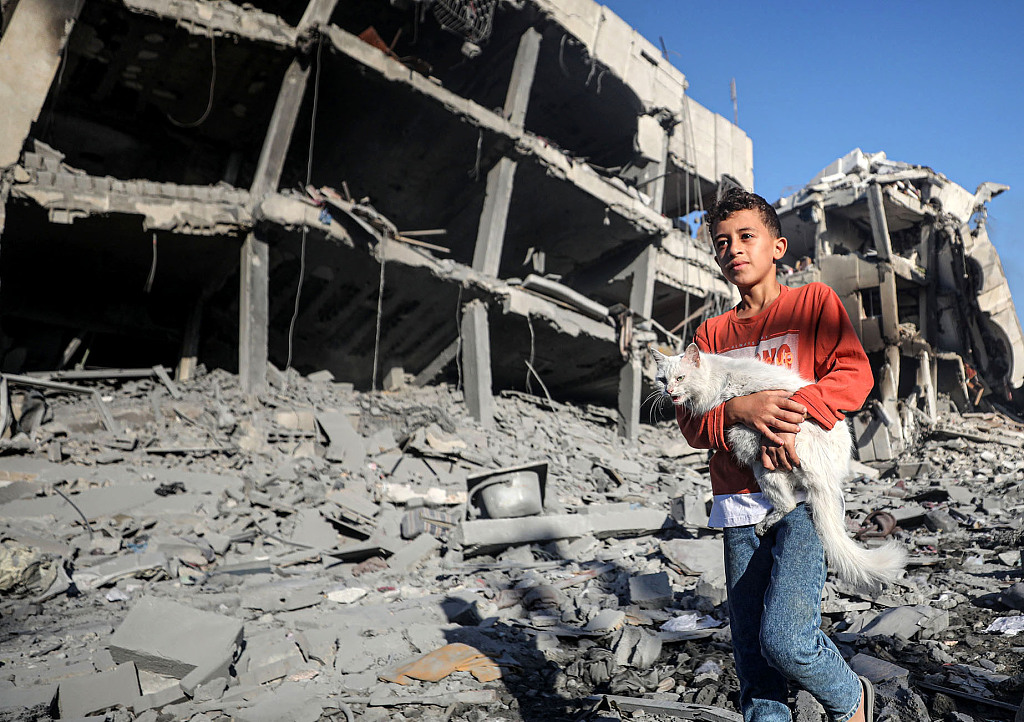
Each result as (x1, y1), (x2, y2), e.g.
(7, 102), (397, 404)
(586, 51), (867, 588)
(812, 202), (828, 259)
(176, 296), (204, 382)
(239, 0), (339, 392)
(628, 245), (657, 319)
(616, 246), (656, 442)
(472, 157), (517, 277)
(461, 299), (494, 428)
(878, 263), (899, 344)
(878, 344), (903, 449)
(868, 183), (900, 346)
(503, 28), (541, 128)
(867, 183), (894, 260)
(618, 348), (641, 442)
(917, 350), (936, 422)
(239, 232), (269, 394)
(0, 0), (84, 167)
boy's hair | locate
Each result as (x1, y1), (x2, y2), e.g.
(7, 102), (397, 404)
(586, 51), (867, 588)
(706, 188), (782, 239)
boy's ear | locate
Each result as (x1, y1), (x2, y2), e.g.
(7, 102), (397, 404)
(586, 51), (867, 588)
(773, 235), (788, 261)
(684, 343), (701, 367)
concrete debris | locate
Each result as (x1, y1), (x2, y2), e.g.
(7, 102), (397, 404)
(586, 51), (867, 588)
(0, 367), (1020, 722)
(108, 596), (244, 680)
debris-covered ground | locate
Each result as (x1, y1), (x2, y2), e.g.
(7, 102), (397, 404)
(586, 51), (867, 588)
(1, 368), (1023, 722)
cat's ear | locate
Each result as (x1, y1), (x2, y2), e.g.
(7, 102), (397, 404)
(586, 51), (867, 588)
(648, 345), (668, 362)
(684, 343), (701, 367)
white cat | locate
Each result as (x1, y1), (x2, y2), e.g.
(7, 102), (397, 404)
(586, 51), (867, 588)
(651, 343), (906, 588)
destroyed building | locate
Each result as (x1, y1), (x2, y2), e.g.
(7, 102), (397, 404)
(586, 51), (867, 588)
(775, 149), (1024, 461)
(0, 0), (752, 443)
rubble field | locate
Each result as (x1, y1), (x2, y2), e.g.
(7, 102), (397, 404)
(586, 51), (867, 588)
(1, 368), (1022, 722)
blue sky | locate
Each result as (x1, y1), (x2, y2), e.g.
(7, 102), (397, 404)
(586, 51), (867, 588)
(602, 0), (1024, 309)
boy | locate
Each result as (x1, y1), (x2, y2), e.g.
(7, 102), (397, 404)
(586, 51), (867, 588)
(676, 189), (874, 722)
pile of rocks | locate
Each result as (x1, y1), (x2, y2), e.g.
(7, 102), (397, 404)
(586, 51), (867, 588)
(0, 366), (1021, 722)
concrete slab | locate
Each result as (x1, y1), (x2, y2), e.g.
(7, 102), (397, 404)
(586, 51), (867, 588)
(660, 538), (725, 576)
(849, 652), (910, 683)
(459, 506), (671, 556)
(317, 410), (366, 468)
(387, 533), (441, 572)
(629, 571), (672, 609)
(57, 662), (141, 719)
(108, 597), (244, 679)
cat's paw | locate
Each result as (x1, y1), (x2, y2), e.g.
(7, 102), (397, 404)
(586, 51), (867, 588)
(755, 519), (774, 536)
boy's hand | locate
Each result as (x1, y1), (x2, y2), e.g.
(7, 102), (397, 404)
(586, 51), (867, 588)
(761, 432), (800, 471)
(724, 390), (807, 445)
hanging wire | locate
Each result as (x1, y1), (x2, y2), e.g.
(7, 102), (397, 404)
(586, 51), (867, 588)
(285, 36), (323, 375)
(143, 232), (158, 293)
(168, 35), (216, 128)
(525, 313), (536, 393)
(455, 286), (463, 392)
(371, 242), (387, 392)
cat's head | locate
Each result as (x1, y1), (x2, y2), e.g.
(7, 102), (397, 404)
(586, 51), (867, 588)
(649, 343), (702, 403)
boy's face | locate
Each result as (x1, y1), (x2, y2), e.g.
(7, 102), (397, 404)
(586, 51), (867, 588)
(711, 209), (787, 290)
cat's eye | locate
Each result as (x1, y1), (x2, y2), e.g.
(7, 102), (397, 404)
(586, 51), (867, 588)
(675, 375), (683, 381)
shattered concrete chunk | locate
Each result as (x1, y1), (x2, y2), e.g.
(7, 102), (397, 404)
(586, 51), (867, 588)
(108, 597), (243, 680)
(56, 662), (141, 719)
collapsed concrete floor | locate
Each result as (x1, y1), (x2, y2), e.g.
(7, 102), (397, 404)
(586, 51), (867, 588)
(0, 369), (1022, 722)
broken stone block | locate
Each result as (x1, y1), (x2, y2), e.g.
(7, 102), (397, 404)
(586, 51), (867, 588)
(795, 689), (825, 722)
(382, 366), (406, 391)
(670, 494), (709, 527)
(584, 609), (626, 634)
(849, 653), (910, 683)
(0, 683), (56, 712)
(611, 627), (661, 669)
(108, 597), (243, 680)
(848, 605), (948, 640)
(386, 533), (441, 572)
(924, 509), (959, 532)
(629, 571), (672, 609)
(660, 538), (725, 576)
(290, 508), (338, 549)
(886, 503), (928, 527)
(998, 582), (1024, 611)
(57, 662), (141, 718)
(317, 410), (365, 467)
(694, 567), (727, 609)
(897, 461), (932, 478)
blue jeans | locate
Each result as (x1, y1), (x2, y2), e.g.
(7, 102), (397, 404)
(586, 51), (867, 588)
(723, 504), (860, 722)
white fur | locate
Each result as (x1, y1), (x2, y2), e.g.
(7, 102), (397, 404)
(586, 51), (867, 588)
(652, 344), (906, 588)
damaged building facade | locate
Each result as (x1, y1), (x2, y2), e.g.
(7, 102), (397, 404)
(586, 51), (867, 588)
(776, 149), (1024, 461)
(0, 0), (749, 443)
(0, 1), (1021, 463)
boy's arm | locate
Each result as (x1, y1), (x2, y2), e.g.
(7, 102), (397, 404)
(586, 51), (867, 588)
(788, 285), (873, 429)
(674, 326), (731, 451)
(676, 326), (807, 451)
(676, 403), (730, 451)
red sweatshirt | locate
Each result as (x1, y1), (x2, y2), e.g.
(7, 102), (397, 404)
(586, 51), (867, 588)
(676, 282), (873, 502)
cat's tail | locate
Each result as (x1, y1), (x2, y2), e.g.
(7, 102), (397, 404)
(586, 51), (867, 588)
(805, 482), (907, 588)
